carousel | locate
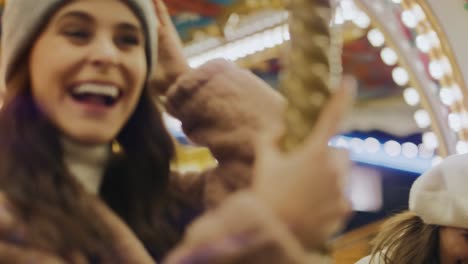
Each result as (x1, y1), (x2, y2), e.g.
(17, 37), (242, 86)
(1, 0), (467, 263)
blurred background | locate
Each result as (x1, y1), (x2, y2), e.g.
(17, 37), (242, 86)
(161, 0), (468, 261)
(3, 0), (468, 262)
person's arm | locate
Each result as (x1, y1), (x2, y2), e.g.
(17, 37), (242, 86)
(164, 191), (308, 264)
(164, 79), (355, 263)
(154, 0), (353, 258)
(165, 59), (285, 207)
(252, 77), (355, 249)
(165, 192), (336, 264)
(151, 0), (285, 208)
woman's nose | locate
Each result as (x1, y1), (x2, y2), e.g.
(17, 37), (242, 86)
(88, 35), (119, 69)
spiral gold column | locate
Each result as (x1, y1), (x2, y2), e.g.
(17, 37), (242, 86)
(280, 0), (338, 151)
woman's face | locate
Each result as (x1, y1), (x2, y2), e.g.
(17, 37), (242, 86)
(29, 0), (147, 144)
(439, 227), (468, 264)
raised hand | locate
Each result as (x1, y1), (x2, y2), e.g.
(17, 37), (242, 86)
(164, 77), (355, 263)
(253, 77), (356, 250)
(151, 0), (190, 94)
(164, 191), (307, 264)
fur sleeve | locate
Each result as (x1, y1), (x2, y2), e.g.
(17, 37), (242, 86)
(165, 59), (284, 208)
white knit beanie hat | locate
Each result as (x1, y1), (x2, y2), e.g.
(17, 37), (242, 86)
(1, 0), (158, 88)
(409, 153), (468, 229)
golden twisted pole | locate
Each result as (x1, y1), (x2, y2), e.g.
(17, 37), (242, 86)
(280, 0), (341, 151)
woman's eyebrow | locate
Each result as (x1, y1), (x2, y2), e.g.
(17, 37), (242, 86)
(116, 23), (143, 34)
(55, 11), (94, 24)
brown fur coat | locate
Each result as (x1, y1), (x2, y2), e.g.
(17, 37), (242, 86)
(161, 60), (313, 263)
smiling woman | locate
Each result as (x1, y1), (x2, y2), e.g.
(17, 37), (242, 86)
(0, 0), (175, 261)
(0, 0), (353, 263)
(29, 0), (148, 144)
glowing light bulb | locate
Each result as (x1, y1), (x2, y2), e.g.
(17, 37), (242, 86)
(419, 144), (434, 158)
(336, 137), (349, 149)
(451, 84), (463, 101)
(456, 141), (468, 154)
(364, 137), (380, 153)
(412, 4), (426, 22)
(440, 56), (452, 74)
(415, 35), (431, 53)
(392, 67), (409, 86)
(334, 9), (345, 25)
(414, 109), (431, 128)
(401, 10), (417, 28)
(384, 140), (402, 157)
(440, 87), (455, 106)
(402, 142), (418, 158)
(350, 138), (365, 153)
(429, 60), (444, 80)
(449, 112), (462, 132)
(353, 11), (371, 29)
(403, 87), (420, 106)
(380, 47), (398, 66)
(423, 132), (439, 150)
(427, 31), (440, 48)
(367, 29), (385, 47)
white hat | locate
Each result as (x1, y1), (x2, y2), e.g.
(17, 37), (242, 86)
(409, 154), (468, 229)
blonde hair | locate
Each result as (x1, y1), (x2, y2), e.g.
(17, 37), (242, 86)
(369, 211), (439, 264)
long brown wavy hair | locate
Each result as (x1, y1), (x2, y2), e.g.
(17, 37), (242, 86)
(368, 211), (439, 264)
(0, 10), (196, 262)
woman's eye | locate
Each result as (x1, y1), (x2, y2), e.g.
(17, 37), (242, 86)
(63, 29), (90, 40)
(116, 34), (140, 46)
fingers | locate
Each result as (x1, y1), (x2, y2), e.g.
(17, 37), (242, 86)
(165, 192), (306, 264)
(320, 149), (353, 238)
(164, 208), (243, 264)
(329, 148), (350, 190)
(153, 0), (172, 26)
(254, 106), (284, 151)
(306, 76), (357, 148)
(327, 198), (352, 236)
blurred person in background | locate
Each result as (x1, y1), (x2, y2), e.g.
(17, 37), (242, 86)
(357, 154), (468, 264)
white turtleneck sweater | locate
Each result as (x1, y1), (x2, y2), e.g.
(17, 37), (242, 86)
(61, 138), (111, 194)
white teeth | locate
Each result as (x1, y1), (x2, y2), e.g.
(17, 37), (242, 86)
(72, 83), (119, 98)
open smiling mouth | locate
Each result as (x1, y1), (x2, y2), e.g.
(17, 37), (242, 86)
(70, 83), (122, 107)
